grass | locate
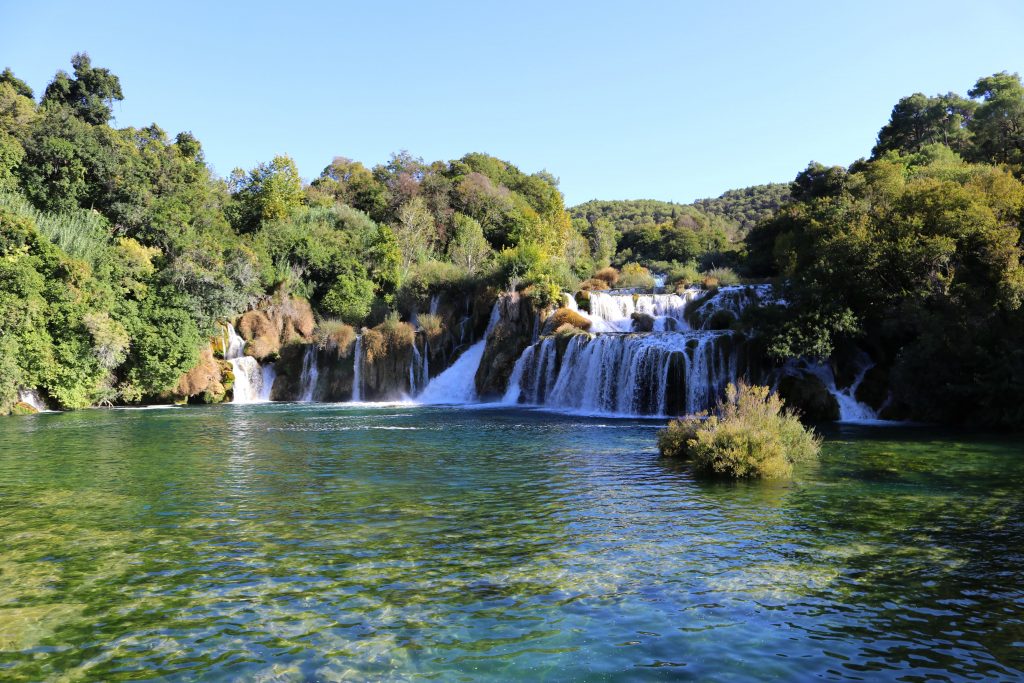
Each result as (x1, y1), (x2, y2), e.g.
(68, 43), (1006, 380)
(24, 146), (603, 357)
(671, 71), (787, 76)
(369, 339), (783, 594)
(315, 319), (357, 357)
(658, 382), (820, 479)
(0, 192), (110, 266)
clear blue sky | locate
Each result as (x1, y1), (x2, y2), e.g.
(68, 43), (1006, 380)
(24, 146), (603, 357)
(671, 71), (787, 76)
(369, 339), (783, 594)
(3, 1), (1023, 206)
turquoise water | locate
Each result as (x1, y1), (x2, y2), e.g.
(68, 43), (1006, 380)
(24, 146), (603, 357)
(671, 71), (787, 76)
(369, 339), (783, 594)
(0, 404), (1022, 681)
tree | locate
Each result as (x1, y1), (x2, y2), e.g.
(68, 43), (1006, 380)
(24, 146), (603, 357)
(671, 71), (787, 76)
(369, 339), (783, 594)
(968, 72), (1024, 172)
(393, 196), (436, 279)
(447, 213), (492, 273)
(0, 68), (33, 99)
(41, 53), (123, 125)
(873, 92), (976, 158)
(228, 155), (305, 232)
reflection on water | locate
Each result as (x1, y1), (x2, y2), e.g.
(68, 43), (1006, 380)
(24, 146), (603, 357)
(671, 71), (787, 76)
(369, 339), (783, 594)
(0, 405), (1021, 681)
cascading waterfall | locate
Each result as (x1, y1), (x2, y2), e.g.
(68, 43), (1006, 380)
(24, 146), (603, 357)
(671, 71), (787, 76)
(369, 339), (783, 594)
(224, 323), (268, 404)
(298, 345), (319, 402)
(417, 302), (501, 403)
(352, 335), (363, 401)
(503, 287), (767, 417)
(688, 284), (776, 329)
(417, 340), (488, 404)
(258, 363), (276, 402)
(503, 330), (740, 416)
(800, 357), (879, 423)
(17, 388), (48, 412)
(584, 290), (701, 333)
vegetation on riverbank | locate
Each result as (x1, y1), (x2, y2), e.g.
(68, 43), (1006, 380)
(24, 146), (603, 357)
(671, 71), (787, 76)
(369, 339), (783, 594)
(2, 54), (1023, 427)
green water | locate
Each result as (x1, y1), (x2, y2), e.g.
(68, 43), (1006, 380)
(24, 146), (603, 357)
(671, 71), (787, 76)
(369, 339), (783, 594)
(0, 404), (1021, 681)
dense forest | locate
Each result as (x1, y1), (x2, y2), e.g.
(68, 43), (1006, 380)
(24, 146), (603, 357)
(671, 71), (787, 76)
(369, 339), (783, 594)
(2, 54), (1023, 427)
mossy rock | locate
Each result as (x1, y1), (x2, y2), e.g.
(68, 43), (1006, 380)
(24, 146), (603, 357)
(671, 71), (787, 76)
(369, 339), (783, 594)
(705, 310), (736, 330)
(631, 312), (655, 332)
(10, 402), (38, 415)
(778, 373), (839, 423)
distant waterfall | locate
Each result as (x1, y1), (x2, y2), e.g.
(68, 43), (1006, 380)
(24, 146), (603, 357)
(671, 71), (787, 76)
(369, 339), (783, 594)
(503, 331), (743, 416)
(418, 302), (500, 404)
(417, 340), (487, 404)
(352, 336), (363, 402)
(801, 357), (879, 423)
(17, 389), (48, 412)
(258, 363), (276, 402)
(410, 344), (423, 395)
(224, 323), (268, 404)
(584, 290), (701, 333)
(298, 345), (319, 402)
(687, 285), (776, 329)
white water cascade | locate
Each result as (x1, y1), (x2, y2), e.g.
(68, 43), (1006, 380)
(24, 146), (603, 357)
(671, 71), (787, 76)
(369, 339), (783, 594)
(801, 357), (880, 423)
(17, 388), (49, 412)
(417, 340), (487, 404)
(503, 330), (741, 416)
(298, 345), (319, 402)
(223, 323), (269, 404)
(581, 290), (702, 332)
(416, 302), (501, 404)
(352, 336), (363, 401)
(503, 287), (769, 416)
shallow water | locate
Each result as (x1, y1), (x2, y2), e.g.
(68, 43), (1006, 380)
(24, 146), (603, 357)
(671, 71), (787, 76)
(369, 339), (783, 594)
(0, 404), (1022, 681)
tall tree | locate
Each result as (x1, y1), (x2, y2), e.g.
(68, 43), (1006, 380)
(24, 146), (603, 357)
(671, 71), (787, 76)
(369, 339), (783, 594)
(968, 71), (1024, 172)
(41, 53), (123, 125)
(873, 92), (976, 158)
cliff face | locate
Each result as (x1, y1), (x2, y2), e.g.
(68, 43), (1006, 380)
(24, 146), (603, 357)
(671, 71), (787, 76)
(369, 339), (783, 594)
(475, 292), (547, 399)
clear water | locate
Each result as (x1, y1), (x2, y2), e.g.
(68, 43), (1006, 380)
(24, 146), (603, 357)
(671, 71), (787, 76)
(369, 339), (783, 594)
(0, 404), (1022, 681)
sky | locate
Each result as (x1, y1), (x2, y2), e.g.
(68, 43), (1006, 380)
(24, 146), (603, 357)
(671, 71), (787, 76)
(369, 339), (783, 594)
(2, 1), (1023, 206)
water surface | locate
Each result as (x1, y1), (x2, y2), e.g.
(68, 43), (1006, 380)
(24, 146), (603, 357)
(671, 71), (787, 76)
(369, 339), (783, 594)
(0, 404), (1021, 681)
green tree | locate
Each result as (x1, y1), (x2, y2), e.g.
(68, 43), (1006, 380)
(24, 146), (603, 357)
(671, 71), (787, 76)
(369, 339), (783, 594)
(447, 212), (492, 273)
(41, 53), (124, 125)
(0, 67), (33, 99)
(967, 71), (1024, 172)
(228, 155), (305, 232)
(873, 92), (976, 158)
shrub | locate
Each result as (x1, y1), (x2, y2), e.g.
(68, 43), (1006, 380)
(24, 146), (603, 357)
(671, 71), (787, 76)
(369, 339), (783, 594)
(542, 307), (592, 335)
(593, 266), (620, 286)
(702, 266), (740, 287)
(554, 323), (588, 337)
(618, 263), (655, 289)
(315, 318), (356, 357)
(701, 275), (719, 291)
(361, 327), (386, 363)
(417, 312), (444, 341)
(658, 382), (820, 479)
(375, 312), (415, 350)
(579, 277), (610, 291)
(669, 263), (701, 289)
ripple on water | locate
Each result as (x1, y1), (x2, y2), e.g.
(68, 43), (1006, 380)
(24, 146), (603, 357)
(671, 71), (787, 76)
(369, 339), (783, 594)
(0, 406), (1021, 680)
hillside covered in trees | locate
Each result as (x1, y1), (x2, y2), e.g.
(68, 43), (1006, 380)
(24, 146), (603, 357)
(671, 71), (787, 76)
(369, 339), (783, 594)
(2, 53), (1024, 428)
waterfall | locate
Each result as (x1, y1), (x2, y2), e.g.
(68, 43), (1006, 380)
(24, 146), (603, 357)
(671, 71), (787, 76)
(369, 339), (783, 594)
(410, 344), (423, 395)
(223, 322), (270, 404)
(688, 285), (775, 329)
(258, 363), (276, 402)
(583, 290), (701, 333)
(802, 358), (879, 423)
(352, 335), (363, 402)
(429, 294), (440, 315)
(418, 340), (488, 404)
(223, 323), (246, 360)
(17, 388), (48, 412)
(298, 345), (319, 402)
(503, 331), (741, 416)
(231, 356), (265, 404)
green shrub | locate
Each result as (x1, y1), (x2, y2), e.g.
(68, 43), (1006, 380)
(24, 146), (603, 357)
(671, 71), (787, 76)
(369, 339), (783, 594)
(579, 277), (610, 291)
(618, 263), (655, 289)
(658, 382), (820, 479)
(702, 266), (740, 286)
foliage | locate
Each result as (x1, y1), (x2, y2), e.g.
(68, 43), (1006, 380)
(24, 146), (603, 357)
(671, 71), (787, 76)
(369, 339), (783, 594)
(543, 307), (592, 334)
(315, 319), (356, 357)
(658, 382), (820, 479)
(702, 266), (740, 286)
(618, 263), (654, 289)
(41, 53), (123, 125)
